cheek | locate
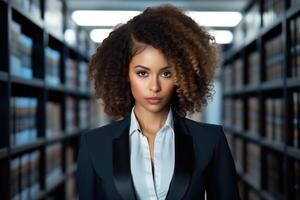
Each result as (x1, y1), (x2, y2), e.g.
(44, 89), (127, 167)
(162, 83), (176, 96)
(129, 75), (144, 97)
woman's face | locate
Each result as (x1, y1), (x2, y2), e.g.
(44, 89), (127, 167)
(128, 45), (176, 114)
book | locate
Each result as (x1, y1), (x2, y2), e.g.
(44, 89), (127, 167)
(10, 97), (38, 147)
(46, 102), (62, 138)
(45, 46), (61, 85)
(46, 143), (62, 188)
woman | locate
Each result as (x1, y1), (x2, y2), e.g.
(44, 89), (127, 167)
(77, 4), (240, 200)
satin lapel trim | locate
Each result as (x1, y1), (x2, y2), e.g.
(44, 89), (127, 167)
(112, 115), (137, 200)
(166, 114), (195, 200)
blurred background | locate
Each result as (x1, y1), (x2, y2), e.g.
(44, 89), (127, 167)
(0, 0), (299, 199)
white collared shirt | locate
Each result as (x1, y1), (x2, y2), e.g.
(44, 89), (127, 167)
(129, 106), (175, 200)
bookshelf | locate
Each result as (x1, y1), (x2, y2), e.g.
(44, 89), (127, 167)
(0, 0), (98, 199)
(222, 0), (300, 199)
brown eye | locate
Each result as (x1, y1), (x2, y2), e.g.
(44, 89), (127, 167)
(161, 71), (172, 78)
(137, 71), (148, 77)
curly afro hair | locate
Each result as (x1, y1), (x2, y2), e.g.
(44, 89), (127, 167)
(89, 4), (220, 120)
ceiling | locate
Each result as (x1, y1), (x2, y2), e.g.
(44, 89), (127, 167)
(66, 0), (248, 12)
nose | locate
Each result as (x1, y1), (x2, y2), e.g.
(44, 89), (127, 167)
(149, 75), (161, 92)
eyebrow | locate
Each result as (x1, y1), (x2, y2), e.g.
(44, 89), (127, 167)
(134, 65), (172, 70)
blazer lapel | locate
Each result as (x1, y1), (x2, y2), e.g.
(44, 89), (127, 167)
(112, 115), (137, 200)
(165, 113), (195, 200)
(112, 111), (195, 200)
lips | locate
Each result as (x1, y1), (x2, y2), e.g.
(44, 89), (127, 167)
(145, 97), (162, 104)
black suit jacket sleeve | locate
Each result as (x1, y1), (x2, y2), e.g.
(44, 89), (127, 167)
(77, 132), (107, 199)
(205, 125), (241, 200)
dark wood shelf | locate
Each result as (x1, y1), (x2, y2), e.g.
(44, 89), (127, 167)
(287, 77), (300, 88)
(225, 126), (286, 154)
(287, 147), (300, 160)
(287, 3), (300, 19)
(46, 30), (64, 46)
(260, 79), (284, 91)
(10, 138), (45, 156)
(224, 15), (283, 62)
(223, 1), (300, 199)
(261, 15), (283, 38)
(11, 75), (44, 88)
(35, 164), (77, 200)
(11, 5), (44, 29)
(237, 169), (275, 200)
(45, 83), (66, 93)
(0, 1), (94, 199)
(46, 132), (80, 145)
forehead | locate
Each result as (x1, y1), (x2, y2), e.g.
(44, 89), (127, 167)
(129, 45), (171, 70)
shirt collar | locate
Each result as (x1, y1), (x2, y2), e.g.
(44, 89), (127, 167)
(129, 106), (174, 136)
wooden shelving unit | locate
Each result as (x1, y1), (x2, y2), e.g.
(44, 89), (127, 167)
(0, 0), (96, 199)
(222, 0), (300, 199)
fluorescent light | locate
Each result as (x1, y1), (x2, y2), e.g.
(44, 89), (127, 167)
(208, 30), (233, 44)
(90, 29), (113, 43)
(72, 10), (141, 26)
(72, 10), (242, 27)
(187, 11), (242, 27)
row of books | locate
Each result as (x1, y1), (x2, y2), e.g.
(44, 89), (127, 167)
(10, 97), (91, 145)
(45, 47), (61, 85)
(224, 98), (243, 130)
(10, 97), (38, 147)
(10, 20), (33, 79)
(248, 97), (259, 134)
(11, 0), (41, 20)
(65, 58), (78, 90)
(46, 102), (62, 138)
(247, 51), (260, 85)
(223, 65), (233, 92)
(46, 143), (62, 188)
(246, 142), (261, 188)
(226, 131), (300, 199)
(45, 48), (89, 91)
(226, 133), (243, 172)
(262, 0), (284, 27)
(66, 145), (77, 171)
(66, 97), (77, 133)
(265, 34), (284, 82)
(265, 152), (284, 198)
(10, 150), (40, 200)
(233, 59), (243, 90)
(290, 15), (300, 78)
(79, 61), (89, 92)
(66, 175), (78, 200)
(293, 91), (300, 149)
(79, 100), (89, 130)
(265, 97), (284, 144)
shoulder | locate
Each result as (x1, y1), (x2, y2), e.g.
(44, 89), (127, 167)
(181, 117), (223, 135)
(180, 117), (225, 146)
(80, 119), (125, 146)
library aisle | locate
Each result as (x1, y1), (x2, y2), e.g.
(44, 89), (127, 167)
(0, 0), (299, 200)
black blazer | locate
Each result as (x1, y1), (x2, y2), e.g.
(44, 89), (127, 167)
(77, 112), (241, 200)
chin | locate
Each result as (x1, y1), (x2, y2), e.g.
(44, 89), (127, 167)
(143, 104), (169, 113)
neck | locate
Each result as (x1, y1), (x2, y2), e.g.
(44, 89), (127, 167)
(134, 105), (170, 135)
